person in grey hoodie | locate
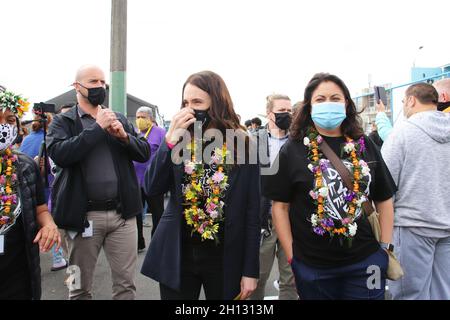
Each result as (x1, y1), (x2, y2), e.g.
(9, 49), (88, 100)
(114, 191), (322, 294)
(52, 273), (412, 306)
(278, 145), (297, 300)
(381, 82), (450, 300)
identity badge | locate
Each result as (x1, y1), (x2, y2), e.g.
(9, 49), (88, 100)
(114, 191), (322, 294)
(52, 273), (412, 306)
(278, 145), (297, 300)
(82, 220), (93, 238)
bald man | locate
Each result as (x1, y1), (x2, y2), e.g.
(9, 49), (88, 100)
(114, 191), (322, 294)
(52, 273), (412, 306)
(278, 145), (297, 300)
(46, 65), (150, 300)
(434, 78), (450, 112)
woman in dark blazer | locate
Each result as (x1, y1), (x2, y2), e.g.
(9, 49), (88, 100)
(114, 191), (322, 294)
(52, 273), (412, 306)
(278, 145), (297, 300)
(141, 71), (261, 300)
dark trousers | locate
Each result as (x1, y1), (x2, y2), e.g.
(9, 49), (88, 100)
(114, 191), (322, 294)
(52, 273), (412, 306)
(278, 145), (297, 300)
(0, 274), (32, 300)
(136, 190), (165, 249)
(159, 244), (224, 300)
(291, 247), (388, 300)
(148, 193), (164, 237)
(136, 189), (147, 250)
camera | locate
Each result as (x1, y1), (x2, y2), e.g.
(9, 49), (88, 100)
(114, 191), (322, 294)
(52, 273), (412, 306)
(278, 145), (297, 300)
(33, 102), (56, 114)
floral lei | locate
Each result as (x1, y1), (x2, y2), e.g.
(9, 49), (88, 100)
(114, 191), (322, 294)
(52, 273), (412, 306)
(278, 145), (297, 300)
(183, 141), (231, 243)
(303, 127), (370, 245)
(0, 148), (19, 233)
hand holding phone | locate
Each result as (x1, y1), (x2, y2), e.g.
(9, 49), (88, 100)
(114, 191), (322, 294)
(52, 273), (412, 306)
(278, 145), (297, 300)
(374, 86), (388, 106)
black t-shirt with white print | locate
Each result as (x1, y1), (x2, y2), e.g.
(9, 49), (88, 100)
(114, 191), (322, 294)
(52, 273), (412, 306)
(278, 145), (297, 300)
(263, 134), (397, 268)
(0, 157), (46, 299)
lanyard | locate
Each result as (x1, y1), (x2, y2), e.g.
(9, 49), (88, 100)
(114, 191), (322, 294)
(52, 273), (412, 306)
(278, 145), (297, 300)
(144, 125), (153, 139)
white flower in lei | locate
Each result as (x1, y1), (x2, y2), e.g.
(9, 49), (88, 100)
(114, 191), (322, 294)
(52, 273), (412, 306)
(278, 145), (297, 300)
(348, 223), (358, 237)
(303, 137), (310, 146)
(343, 142), (355, 153)
(318, 187), (329, 197)
(311, 214), (319, 227)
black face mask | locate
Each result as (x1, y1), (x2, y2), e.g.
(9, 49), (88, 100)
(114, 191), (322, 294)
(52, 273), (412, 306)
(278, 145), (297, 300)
(274, 112), (292, 131)
(78, 83), (106, 107)
(437, 101), (450, 112)
(189, 109), (211, 131)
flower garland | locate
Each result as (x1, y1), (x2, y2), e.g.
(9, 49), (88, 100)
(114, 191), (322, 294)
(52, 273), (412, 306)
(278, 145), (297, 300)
(0, 90), (30, 118)
(0, 148), (19, 232)
(303, 127), (370, 245)
(183, 141), (231, 243)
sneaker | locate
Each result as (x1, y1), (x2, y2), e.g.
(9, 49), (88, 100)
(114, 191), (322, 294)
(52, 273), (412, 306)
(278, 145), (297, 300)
(51, 258), (68, 272)
(273, 280), (280, 291)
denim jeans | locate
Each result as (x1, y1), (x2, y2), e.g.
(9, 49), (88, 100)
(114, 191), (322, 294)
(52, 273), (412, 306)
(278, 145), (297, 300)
(291, 247), (388, 300)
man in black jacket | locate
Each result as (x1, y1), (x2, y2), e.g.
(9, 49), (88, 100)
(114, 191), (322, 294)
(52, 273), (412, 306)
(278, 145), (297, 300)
(47, 65), (150, 300)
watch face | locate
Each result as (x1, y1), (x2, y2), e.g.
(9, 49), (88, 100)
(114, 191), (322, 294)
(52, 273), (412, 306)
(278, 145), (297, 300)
(381, 242), (394, 252)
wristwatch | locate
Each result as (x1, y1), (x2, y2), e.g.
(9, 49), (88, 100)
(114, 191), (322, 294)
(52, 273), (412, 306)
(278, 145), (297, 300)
(380, 242), (394, 252)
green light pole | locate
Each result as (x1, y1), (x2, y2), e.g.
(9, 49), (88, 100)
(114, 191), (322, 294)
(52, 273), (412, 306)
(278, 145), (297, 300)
(110, 0), (127, 115)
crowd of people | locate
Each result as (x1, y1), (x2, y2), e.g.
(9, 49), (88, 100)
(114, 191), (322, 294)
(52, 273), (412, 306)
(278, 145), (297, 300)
(0, 65), (449, 300)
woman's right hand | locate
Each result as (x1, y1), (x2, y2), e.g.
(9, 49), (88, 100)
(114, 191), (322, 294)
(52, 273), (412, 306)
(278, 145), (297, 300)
(165, 107), (196, 144)
(376, 100), (387, 113)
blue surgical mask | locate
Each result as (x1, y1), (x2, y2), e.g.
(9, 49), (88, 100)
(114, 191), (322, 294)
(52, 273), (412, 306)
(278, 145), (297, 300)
(311, 102), (346, 130)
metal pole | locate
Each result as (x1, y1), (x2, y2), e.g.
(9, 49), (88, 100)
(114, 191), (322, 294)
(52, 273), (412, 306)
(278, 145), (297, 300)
(110, 0), (127, 115)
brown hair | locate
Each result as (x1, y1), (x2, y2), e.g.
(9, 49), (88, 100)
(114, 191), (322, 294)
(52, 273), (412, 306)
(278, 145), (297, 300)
(405, 83), (439, 105)
(182, 71), (244, 134)
(182, 71), (250, 163)
(290, 73), (364, 140)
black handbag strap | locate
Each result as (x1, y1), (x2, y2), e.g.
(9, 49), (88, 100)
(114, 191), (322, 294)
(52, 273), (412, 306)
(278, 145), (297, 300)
(319, 138), (375, 216)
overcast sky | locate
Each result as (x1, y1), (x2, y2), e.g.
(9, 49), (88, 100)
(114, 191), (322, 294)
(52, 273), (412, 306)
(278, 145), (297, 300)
(1, 0), (449, 122)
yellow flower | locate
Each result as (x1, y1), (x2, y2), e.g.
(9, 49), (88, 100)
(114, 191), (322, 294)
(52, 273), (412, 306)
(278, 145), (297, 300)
(202, 231), (212, 240)
(185, 189), (195, 200)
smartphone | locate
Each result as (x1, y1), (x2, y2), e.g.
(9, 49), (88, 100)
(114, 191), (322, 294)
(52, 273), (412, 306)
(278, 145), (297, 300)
(374, 86), (388, 106)
(33, 102), (56, 113)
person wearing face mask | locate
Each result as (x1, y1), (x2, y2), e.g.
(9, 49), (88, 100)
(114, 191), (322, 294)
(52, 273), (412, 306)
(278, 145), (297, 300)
(249, 94), (297, 300)
(0, 90), (61, 300)
(132, 106), (166, 251)
(263, 73), (397, 300)
(381, 83), (450, 300)
(46, 65), (150, 300)
(141, 71), (260, 300)
(374, 78), (450, 144)
(434, 78), (450, 113)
